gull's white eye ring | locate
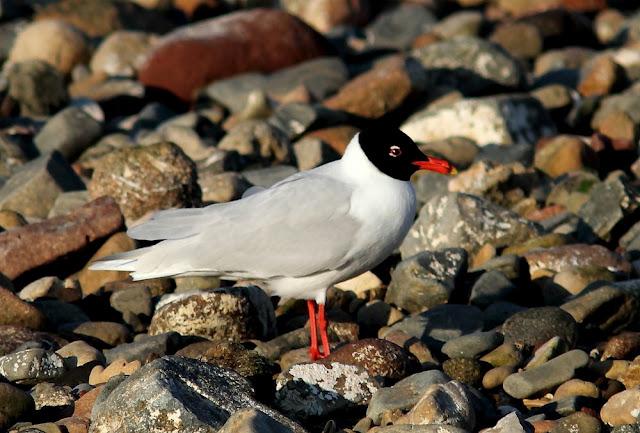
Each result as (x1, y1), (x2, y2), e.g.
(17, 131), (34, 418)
(389, 145), (402, 157)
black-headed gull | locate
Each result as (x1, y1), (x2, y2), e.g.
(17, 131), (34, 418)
(91, 127), (455, 360)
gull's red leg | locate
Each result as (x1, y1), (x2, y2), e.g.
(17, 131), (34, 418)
(318, 303), (330, 358)
(307, 300), (321, 360)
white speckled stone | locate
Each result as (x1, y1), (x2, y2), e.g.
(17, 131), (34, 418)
(275, 361), (381, 419)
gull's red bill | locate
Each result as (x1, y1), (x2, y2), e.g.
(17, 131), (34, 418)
(412, 156), (457, 175)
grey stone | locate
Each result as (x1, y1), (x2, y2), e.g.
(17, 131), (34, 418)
(218, 120), (290, 163)
(275, 361), (381, 420)
(199, 171), (251, 203)
(502, 350), (590, 399)
(365, 4), (436, 50)
(110, 286), (153, 333)
(90, 356), (305, 433)
(153, 123), (217, 162)
(412, 171), (450, 205)
(396, 380), (475, 430)
(0, 349), (66, 385)
(483, 412), (533, 433)
(30, 382), (74, 420)
(561, 285), (638, 334)
(502, 307), (579, 349)
(7, 59), (68, 116)
(413, 37), (525, 95)
(578, 174), (640, 241)
(203, 73), (267, 113)
(149, 286), (276, 342)
(483, 302), (526, 329)
(469, 271), (516, 308)
(592, 86), (640, 128)
(384, 304), (483, 349)
(386, 248), (467, 313)
(0, 151), (85, 218)
(103, 332), (181, 364)
(293, 137), (339, 171)
(33, 299), (89, 330)
(218, 408), (302, 433)
(367, 370), (450, 424)
(441, 331), (503, 360)
(402, 95), (555, 147)
(267, 57), (348, 101)
(370, 427), (469, 433)
(34, 102), (104, 160)
(400, 193), (543, 258)
(433, 11), (483, 39)
(47, 190), (89, 218)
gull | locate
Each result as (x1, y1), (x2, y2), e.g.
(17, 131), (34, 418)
(91, 127), (455, 360)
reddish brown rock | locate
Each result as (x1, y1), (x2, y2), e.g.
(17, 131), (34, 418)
(578, 54), (625, 97)
(77, 232), (136, 296)
(321, 338), (419, 382)
(0, 197), (124, 280)
(323, 56), (425, 119)
(72, 385), (102, 419)
(0, 325), (66, 356)
(523, 244), (631, 276)
(139, 8), (331, 101)
(600, 332), (640, 361)
(0, 288), (45, 330)
(596, 110), (638, 143)
(534, 135), (596, 178)
(56, 416), (90, 433)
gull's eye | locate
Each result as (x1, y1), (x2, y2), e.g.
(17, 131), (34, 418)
(389, 145), (402, 157)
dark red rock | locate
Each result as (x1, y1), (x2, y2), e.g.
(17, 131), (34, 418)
(321, 338), (419, 383)
(523, 244), (632, 277)
(0, 197), (123, 280)
(138, 8), (331, 101)
(0, 325), (67, 356)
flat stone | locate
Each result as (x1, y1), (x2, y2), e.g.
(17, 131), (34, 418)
(401, 95), (555, 147)
(275, 361), (381, 420)
(103, 332), (181, 364)
(412, 36), (525, 95)
(395, 381), (475, 431)
(480, 343), (524, 368)
(483, 412), (533, 433)
(71, 321), (130, 347)
(364, 4), (436, 50)
(442, 331), (503, 360)
(47, 191), (90, 219)
(524, 244), (631, 277)
(0, 151), (85, 219)
(366, 370), (450, 424)
(218, 120), (290, 164)
(218, 408), (302, 433)
(503, 350), (590, 399)
(469, 271), (516, 308)
(400, 193), (543, 258)
(149, 286), (275, 342)
(90, 30), (155, 77)
(30, 382), (74, 421)
(0, 197), (123, 280)
(385, 248), (467, 313)
(34, 103), (103, 160)
(384, 304), (483, 349)
(561, 285), (638, 334)
(0, 349), (66, 385)
(91, 356), (304, 433)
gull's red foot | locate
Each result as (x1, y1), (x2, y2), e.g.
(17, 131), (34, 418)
(307, 299), (331, 361)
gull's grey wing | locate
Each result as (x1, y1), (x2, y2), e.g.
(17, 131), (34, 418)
(91, 172), (361, 280)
